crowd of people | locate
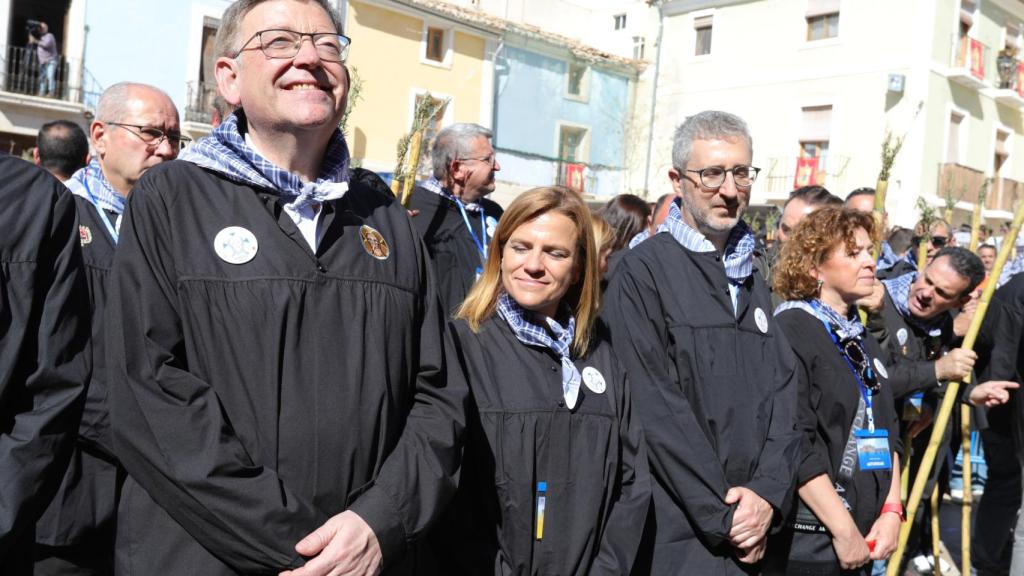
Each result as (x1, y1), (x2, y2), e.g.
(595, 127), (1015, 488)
(7, 1), (1024, 575)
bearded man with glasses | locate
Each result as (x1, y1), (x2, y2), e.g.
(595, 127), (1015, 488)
(603, 110), (800, 574)
(108, 1), (467, 575)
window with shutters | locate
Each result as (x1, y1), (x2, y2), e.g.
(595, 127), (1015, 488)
(799, 106), (832, 175)
(694, 16), (712, 56)
(426, 27), (446, 62)
(566, 62), (590, 101)
(947, 111), (965, 164)
(806, 0), (839, 41)
(614, 14), (627, 30)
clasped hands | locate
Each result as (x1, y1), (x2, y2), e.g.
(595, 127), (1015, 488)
(725, 486), (773, 564)
(279, 511), (382, 576)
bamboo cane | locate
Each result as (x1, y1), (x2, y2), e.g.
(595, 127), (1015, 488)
(958, 196), (984, 576)
(960, 404), (972, 575)
(931, 484), (941, 574)
(887, 199), (1024, 575)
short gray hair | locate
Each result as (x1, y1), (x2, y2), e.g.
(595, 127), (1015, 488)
(431, 123), (493, 179)
(214, 0), (344, 59)
(96, 82), (174, 122)
(671, 110), (753, 170)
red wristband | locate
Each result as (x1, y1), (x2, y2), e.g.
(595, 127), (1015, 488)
(881, 502), (905, 521)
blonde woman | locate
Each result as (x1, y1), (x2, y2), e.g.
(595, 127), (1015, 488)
(433, 186), (650, 575)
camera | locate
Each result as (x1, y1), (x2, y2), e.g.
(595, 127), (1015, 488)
(26, 19), (43, 39)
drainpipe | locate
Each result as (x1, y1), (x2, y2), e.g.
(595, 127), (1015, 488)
(642, 1), (665, 197)
(491, 38), (504, 135)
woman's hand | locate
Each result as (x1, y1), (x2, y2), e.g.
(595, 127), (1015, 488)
(865, 511), (901, 560)
(832, 529), (871, 570)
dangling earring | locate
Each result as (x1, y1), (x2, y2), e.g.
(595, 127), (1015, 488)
(815, 279), (824, 296)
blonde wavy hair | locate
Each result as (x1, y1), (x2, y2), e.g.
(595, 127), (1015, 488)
(773, 207), (878, 301)
(455, 186), (600, 356)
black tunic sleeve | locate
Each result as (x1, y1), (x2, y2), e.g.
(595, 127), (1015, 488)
(0, 162), (90, 559)
(602, 259), (736, 546)
(109, 180), (323, 571)
(591, 359), (651, 575)
(345, 225), (469, 567)
(867, 296), (936, 400)
(775, 312), (832, 486)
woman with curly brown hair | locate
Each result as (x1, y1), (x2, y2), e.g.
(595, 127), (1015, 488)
(764, 207), (903, 575)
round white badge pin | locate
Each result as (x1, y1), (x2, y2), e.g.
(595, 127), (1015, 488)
(485, 216), (498, 239)
(897, 328), (908, 346)
(214, 226), (258, 265)
(582, 366), (606, 394)
(873, 358), (889, 379)
(755, 307), (769, 333)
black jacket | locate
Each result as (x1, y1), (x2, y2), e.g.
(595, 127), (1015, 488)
(108, 161), (468, 575)
(432, 316), (650, 575)
(408, 188), (502, 315)
(34, 196), (123, 556)
(0, 157), (90, 568)
(602, 232), (801, 576)
(865, 291), (952, 400)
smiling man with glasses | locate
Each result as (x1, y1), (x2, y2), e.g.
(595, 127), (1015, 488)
(603, 111), (800, 574)
(110, 2), (467, 576)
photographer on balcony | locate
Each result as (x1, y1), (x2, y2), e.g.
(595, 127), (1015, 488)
(28, 21), (58, 97)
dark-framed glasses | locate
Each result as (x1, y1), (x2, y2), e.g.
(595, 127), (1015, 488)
(236, 29), (351, 63)
(459, 154), (496, 166)
(911, 235), (948, 249)
(107, 122), (191, 150)
(684, 165), (760, 189)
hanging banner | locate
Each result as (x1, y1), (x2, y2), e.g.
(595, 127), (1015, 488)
(1017, 62), (1024, 98)
(565, 163), (585, 192)
(794, 156), (820, 188)
(970, 38), (985, 80)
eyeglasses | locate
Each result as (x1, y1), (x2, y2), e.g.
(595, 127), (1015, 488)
(459, 154), (496, 166)
(107, 122), (191, 150)
(684, 165), (760, 189)
(235, 29), (351, 63)
(911, 235), (948, 249)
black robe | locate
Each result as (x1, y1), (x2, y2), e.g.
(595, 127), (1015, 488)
(765, 310), (901, 576)
(601, 232), (801, 575)
(431, 316), (650, 575)
(33, 196), (123, 569)
(108, 161), (467, 575)
(0, 157), (91, 571)
(408, 188), (502, 315)
(865, 291), (952, 400)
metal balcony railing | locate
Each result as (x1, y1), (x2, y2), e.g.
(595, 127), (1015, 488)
(0, 44), (101, 106)
(761, 155), (850, 198)
(185, 80), (219, 124)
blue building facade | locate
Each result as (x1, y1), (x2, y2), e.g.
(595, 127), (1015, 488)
(493, 41), (637, 199)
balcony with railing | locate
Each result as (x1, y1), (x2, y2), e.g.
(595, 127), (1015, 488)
(185, 81), (219, 125)
(0, 44), (101, 109)
(759, 155), (850, 202)
(938, 163), (1024, 218)
(944, 33), (991, 90)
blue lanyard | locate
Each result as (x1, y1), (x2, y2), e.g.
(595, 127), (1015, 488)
(455, 198), (487, 261)
(79, 169), (119, 244)
(809, 301), (877, 432)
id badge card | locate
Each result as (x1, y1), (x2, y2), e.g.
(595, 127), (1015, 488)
(475, 266), (483, 282)
(902, 392), (924, 421)
(855, 429), (892, 471)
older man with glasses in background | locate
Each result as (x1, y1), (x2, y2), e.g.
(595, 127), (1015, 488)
(604, 110), (800, 575)
(408, 122), (503, 314)
(32, 81), (181, 575)
(110, 1), (467, 575)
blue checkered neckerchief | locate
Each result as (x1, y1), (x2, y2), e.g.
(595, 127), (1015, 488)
(420, 176), (482, 212)
(774, 299), (864, 341)
(882, 271), (945, 337)
(998, 249), (1024, 288)
(634, 200), (755, 283)
(496, 292), (582, 410)
(178, 110), (350, 210)
(877, 241), (899, 271)
(66, 159), (125, 215)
